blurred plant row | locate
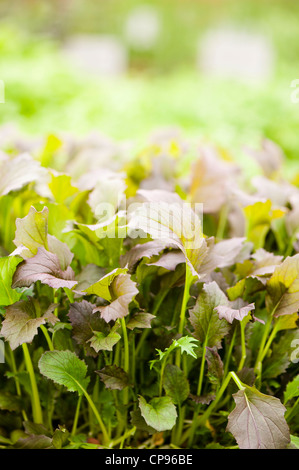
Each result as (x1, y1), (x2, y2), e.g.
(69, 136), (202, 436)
(1, 0), (299, 160)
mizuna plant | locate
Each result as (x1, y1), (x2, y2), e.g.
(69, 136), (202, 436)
(0, 133), (298, 449)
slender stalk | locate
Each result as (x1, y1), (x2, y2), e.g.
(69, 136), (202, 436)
(173, 403), (185, 446)
(285, 396), (299, 422)
(53, 288), (59, 317)
(71, 395), (82, 436)
(22, 343), (43, 424)
(254, 305), (279, 383)
(114, 341), (120, 366)
(258, 322), (280, 364)
(187, 371), (244, 447)
(223, 328), (236, 378)
(175, 264), (193, 368)
(159, 357), (167, 397)
(40, 325), (54, 351)
(108, 427), (136, 449)
(238, 319), (246, 371)
(131, 335), (136, 386)
(197, 338), (208, 397)
(121, 318), (129, 406)
(216, 204), (229, 240)
(8, 346), (28, 421)
(80, 388), (109, 444)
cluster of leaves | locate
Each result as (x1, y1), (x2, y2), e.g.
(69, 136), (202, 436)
(0, 130), (299, 450)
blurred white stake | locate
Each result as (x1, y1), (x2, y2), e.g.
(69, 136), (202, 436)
(124, 5), (161, 50)
(198, 28), (275, 82)
(63, 35), (128, 77)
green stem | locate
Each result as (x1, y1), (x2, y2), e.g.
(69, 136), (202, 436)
(75, 381), (109, 444)
(258, 322), (279, 365)
(223, 328), (237, 378)
(197, 339), (208, 397)
(71, 395), (82, 436)
(285, 234), (297, 257)
(131, 335), (136, 386)
(175, 264), (193, 368)
(64, 287), (75, 303)
(108, 427), (136, 449)
(238, 320), (246, 371)
(53, 288), (59, 317)
(8, 346), (28, 421)
(121, 318), (129, 406)
(285, 396), (299, 422)
(22, 343), (43, 424)
(173, 403), (185, 446)
(216, 204), (229, 240)
(254, 306), (278, 382)
(187, 371), (244, 446)
(159, 357), (167, 397)
(40, 325), (54, 351)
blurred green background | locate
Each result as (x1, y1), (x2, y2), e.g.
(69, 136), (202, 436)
(0, 0), (298, 162)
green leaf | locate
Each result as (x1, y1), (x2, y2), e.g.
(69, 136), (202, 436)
(13, 206), (74, 271)
(150, 336), (198, 368)
(284, 375), (299, 404)
(13, 206), (49, 258)
(1, 298), (58, 350)
(83, 267), (128, 301)
(290, 435), (299, 449)
(52, 426), (70, 449)
(97, 365), (130, 390)
(92, 273), (139, 323)
(263, 330), (299, 379)
(130, 409), (156, 434)
(138, 395), (177, 432)
(243, 200), (285, 250)
(127, 312), (155, 330)
(163, 365), (190, 405)
(227, 277), (265, 302)
(0, 391), (23, 412)
(174, 336), (199, 359)
(227, 386), (290, 449)
(14, 434), (53, 449)
(48, 173), (79, 204)
(266, 254), (299, 317)
(38, 350), (90, 395)
(189, 282), (230, 348)
(88, 330), (121, 352)
(0, 256), (22, 306)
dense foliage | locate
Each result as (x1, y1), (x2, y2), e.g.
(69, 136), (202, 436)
(0, 130), (298, 449)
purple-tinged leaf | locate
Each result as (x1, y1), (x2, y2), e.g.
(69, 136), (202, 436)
(0, 153), (47, 196)
(120, 240), (177, 271)
(68, 300), (109, 356)
(93, 273), (138, 323)
(206, 347), (224, 385)
(12, 247), (77, 290)
(1, 299), (58, 350)
(215, 302), (255, 324)
(227, 387), (290, 449)
(189, 282), (230, 348)
(266, 254), (299, 317)
(96, 365), (130, 390)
